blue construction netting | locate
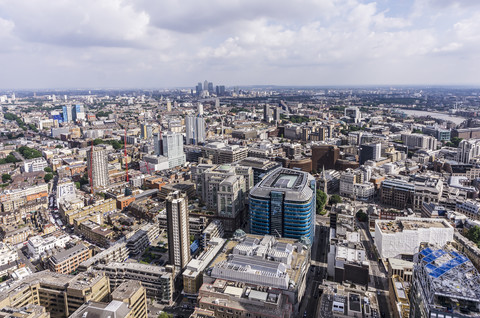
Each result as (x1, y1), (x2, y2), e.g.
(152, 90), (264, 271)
(423, 249), (446, 263)
(420, 247), (433, 257)
(429, 255), (469, 278)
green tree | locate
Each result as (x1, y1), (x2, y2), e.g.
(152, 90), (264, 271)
(446, 137), (463, 148)
(356, 210), (368, 222)
(412, 128), (423, 134)
(55, 145), (63, 149)
(466, 226), (480, 247)
(329, 194), (342, 205)
(158, 313), (173, 318)
(316, 190), (327, 214)
(44, 173), (54, 183)
(44, 167), (53, 173)
(74, 181), (81, 189)
(1, 174), (11, 183)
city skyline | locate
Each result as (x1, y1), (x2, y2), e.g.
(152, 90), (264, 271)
(1, 0), (480, 89)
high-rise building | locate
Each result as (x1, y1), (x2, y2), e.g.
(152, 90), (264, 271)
(263, 104), (271, 122)
(311, 144), (340, 171)
(273, 106), (280, 123)
(73, 104), (85, 121)
(153, 132), (163, 156)
(457, 139), (480, 163)
(162, 132), (186, 168)
(185, 114), (206, 145)
(207, 82), (214, 94)
(249, 168), (316, 243)
(166, 99), (172, 112)
(215, 85), (226, 96)
(140, 123), (152, 139)
(166, 191), (191, 269)
(401, 133), (438, 151)
(196, 82), (203, 95)
(359, 143), (381, 164)
(62, 105), (73, 122)
(87, 146), (109, 188)
(203, 80), (209, 91)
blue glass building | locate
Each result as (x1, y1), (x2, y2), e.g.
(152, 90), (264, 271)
(249, 168), (316, 243)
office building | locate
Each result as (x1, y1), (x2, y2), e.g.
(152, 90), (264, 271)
(311, 144), (340, 171)
(200, 220), (224, 249)
(401, 133), (437, 151)
(249, 168), (316, 243)
(140, 123), (152, 139)
(215, 85), (226, 96)
(126, 223), (159, 256)
(380, 179), (415, 209)
(48, 243), (92, 274)
(95, 262), (174, 303)
(183, 237), (226, 295)
(201, 142), (248, 164)
(205, 233), (310, 314)
(73, 104), (85, 121)
(389, 275), (410, 318)
(166, 191), (191, 269)
(78, 242), (128, 272)
(161, 132), (186, 168)
(344, 106), (361, 123)
(70, 280), (147, 318)
(457, 139), (480, 163)
(186, 114), (206, 145)
(359, 143), (381, 164)
(422, 125), (451, 141)
(237, 157), (282, 186)
(192, 164), (251, 232)
(410, 245), (480, 318)
(87, 146), (109, 188)
(374, 217), (454, 259)
(320, 282), (379, 317)
(62, 105), (73, 122)
(23, 158), (48, 173)
(0, 242), (18, 267)
(0, 271), (110, 318)
(197, 279), (293, 318)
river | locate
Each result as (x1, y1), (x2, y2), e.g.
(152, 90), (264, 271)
(395, 109), (467, 125)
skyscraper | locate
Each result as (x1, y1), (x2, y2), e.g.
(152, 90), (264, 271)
(249, 168), (316, 244)
(263, 104), (270, 122)
(207, 82), (214, 94)
(166, 191), (191, 269)
(62, 105), (73, 122)
(73, 104), (85, 121)
(140, 123), (152, 139)
(196, 83), (203, 96)
(203, 80), (209, 91)
(87, 146), (109, 188)
(185, 114), (206, 145)
(162, 132), (186, 168)
(166, 100), (172, 112)
(153, 132), (163, 156)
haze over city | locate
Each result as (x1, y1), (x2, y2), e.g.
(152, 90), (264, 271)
(1, 0), (480, 89)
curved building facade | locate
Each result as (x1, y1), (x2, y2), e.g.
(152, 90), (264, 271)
(249, 168), (316, 243)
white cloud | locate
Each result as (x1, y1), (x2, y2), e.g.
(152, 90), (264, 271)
(0, 0), (479, 88)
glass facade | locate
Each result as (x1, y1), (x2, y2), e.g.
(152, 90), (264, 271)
(249, 178), (316, 243)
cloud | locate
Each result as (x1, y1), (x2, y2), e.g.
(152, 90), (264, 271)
(0, 0), (479, 88)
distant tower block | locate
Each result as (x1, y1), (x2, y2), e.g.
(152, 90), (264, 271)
(166, 100), (172, 112)
(198, 103), (204, 116)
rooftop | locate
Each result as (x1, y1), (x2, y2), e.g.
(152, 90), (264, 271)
(377, 218), (452, 234)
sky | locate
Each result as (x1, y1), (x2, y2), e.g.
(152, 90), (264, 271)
(1, 0), (480, 89)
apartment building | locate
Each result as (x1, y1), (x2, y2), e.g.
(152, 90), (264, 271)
(95, 262), (174, 304)
(49, 243), (92, 274)
(78, 242), (128, 272)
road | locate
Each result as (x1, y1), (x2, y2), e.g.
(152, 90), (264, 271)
(357, 220), (392, 318)
(297, 215), (329, 318)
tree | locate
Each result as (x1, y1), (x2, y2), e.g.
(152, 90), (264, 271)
(44, 173), (54, 183)
(446, 137), (463, 148)
(44, 167), (53, 173)
(329, 194), (342, 205)
(158, 313), (173, 318)
(356, 210), (368, 222)
(466, 226), (480, 247)
(74, 181), (81, 189)
(316, 190), (327, 214)
(412, 128), (423, 134)
(1, 174), (11, 183)
(55, 145), (63, 149)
